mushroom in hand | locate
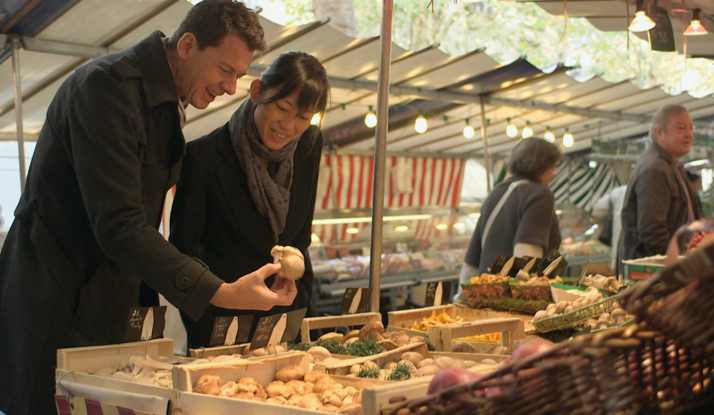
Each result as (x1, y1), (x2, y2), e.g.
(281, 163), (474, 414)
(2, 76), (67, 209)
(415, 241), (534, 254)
(271, 245), (305, 281)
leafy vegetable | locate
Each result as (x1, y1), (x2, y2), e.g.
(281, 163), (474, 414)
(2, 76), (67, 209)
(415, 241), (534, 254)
(356, 368), (380, 379)
(387, 363), (413, 381)
(465, 297), (551, 314)
(316, 339), (347, 355)
(288, 342), (313, 351)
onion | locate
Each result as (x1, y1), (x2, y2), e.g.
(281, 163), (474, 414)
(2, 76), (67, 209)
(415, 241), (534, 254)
(510, 339), (555, 363)
(427, 367), (480, 395)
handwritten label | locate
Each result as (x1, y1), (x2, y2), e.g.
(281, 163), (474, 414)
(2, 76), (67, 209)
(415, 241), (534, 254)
(425, 281), (451, 307)
(209, 315), (254, 346)
(125, 306), (166, 342)
(489, 254), (511, 274)
(647, 5), (675, 52)
(537, 249), (568, 278)
(339, 288), (372, 315)
(249, 308), (307, 350)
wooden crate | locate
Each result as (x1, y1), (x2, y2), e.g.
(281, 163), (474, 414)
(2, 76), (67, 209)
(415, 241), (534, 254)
(300, 312), (382, 343)
(189, 343), (249, 359)
(314, 342), (428, 376)
(430, 318), (525, 352)
(428, 351), (509, 363)
(55, 339), (180, 409)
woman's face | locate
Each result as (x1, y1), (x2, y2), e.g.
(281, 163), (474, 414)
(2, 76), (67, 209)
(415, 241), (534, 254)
(539, 165), (558, 186)
(250, 80), (317, 150)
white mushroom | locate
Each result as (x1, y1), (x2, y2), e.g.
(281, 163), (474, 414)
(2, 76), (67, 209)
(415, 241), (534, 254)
(271, 245), (305, 281)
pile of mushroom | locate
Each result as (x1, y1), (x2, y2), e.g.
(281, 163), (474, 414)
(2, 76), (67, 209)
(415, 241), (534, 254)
(582, 303), (633, 331)
(89, 355), (178, 387)
(346, 350), (498, 381)
(533, 290), (605, 322)
(188, 345), (288, 365)
(316, 322), (426, 354)
(271, 245), (305, 281)
(192, 365), (362, 413)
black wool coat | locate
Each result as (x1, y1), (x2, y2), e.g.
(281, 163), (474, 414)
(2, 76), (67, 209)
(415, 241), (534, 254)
(169, 122), (322, 349)
(0, 32), (223, 415)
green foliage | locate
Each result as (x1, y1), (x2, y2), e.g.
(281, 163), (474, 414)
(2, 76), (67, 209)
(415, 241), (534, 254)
(466, 296), (551, 315)
(288, 341), (313, 351)
(356, 368), (381, 378)
(387, 362), (413, 381)
(345, 339), (386, 356)
(276, 0), (713, 97)
(316, 339), (348, 355)
(425, 339), (436, 352)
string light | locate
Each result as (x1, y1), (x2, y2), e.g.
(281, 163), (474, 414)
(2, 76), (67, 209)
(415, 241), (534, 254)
(506, 118), (518, 138)
(463, 119), (475, 139)
(345, 227), (360, 234)
(415, 115), (428, 134)
(685, 9), (708, 36)
(364, 105), (377, 128)
(628, 0), (656, 32)
(394, 225), (410, 232)
(521, 121), (533, 139)
(453, 222), (465, 229)
(435, 223), (448, 230)
(310, 113), (321, 125)
(544, 127), (555, 143)
(563, 130), (574, 148)
(589, 160), (598, 169)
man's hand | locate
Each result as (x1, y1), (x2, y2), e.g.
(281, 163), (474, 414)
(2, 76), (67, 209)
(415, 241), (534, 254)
(210, 263), (298, 311)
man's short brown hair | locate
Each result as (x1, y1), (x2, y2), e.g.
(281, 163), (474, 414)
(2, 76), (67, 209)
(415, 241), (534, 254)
(168, 0), (266, 52)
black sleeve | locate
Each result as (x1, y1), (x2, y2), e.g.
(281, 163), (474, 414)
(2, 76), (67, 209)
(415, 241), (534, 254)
(68, 70), (221, 320)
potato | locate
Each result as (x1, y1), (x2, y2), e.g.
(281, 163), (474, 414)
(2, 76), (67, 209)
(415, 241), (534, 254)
(275, 364), (305, 382)
(452, 341), (477, 353)
(417, 358), (434, 369)
(304, 370), (328, 384)
(400, 352), (424, 365)
(415, 365), (440, 377)
(434, 357), (455, 369)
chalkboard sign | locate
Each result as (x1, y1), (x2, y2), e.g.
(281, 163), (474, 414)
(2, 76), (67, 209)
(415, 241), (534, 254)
(647, 5), (675, 52)
(125, 306), (166, 342)
(521, 256), (541, 274)
(209, 315), (254, 346)
(249, 308), (307, 350)
(425, 281), (451, 307)
(537, 249), (568, 278)
(339, 288), (372, 315)
(489, 254), (511, 274)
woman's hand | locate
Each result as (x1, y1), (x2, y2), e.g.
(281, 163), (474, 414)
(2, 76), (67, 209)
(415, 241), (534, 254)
(210, 263), (298, 311)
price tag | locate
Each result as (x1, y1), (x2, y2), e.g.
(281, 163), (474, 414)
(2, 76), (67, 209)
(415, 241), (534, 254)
(537, 249), (568, 278)
(489, 254), (511, 274)
(521, 256), (541, 274)
(339, 288), (372, 315)
(209, 315), (254, 346)
(249, 308), (307, 350)
(425, 281), (451, 307)
(647, 5), (675, 52)
(125, 306), (166, 342)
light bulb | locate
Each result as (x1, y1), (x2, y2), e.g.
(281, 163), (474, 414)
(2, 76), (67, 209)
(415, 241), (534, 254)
(463, 124), (475, 139)
(522, 125), (533, 139)
(345, 227), (360, 234)
(589, 160), (598, 169)
(310, 113), (321, 125)
(453, 222), (465, 229)
(365, 112), (377, 128)
(311, 233), (320, 243)
(506, 122), (518, 138)
(544, 130), (555, 143)
(685, 9), (708, 36)
(563, 131), (574, 148)
(394, 225), (409, 232)
(435, 223), (448, 231)
(628, 1), (655, 33)
(415, 115), (428, 134)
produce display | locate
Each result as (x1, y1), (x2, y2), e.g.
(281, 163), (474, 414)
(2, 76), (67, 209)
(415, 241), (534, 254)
(294, 322), (427, 357)
(345, 351), (498, 381)
(532, 289), (605, 322)
(580, 274), (625, 294)
(192, 368), (363, 413)
(510, 277), (553, 302)
(462, 274), (511, 298)
(86, 354), (178, 387)
(408, 310), (464, 331)
(581, 302), (633, 331)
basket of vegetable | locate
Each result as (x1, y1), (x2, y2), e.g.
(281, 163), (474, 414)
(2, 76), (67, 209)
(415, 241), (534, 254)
(531, 292), (616, 333)
(461, 274), (511, 299)
(509, 277), (552, 302)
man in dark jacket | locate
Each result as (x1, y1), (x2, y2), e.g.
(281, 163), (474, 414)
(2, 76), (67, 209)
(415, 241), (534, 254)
(621, 104), (700, 262)
(0, 2), (297, 414)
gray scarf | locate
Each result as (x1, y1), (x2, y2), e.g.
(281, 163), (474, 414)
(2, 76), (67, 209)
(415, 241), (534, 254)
(229, 98), (299, 243)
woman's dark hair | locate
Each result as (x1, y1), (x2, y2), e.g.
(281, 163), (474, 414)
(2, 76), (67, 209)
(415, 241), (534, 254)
(168, 0), (266, 52)
(256, 51), (330, 121)
(508, 138), (562, 181)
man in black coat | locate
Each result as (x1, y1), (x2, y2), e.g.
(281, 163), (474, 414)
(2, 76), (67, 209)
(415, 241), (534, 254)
(621, 104), (701, 261)
(0, 2), (297, 414)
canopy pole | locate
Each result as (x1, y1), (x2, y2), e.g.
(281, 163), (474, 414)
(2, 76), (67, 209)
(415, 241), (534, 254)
(479, 96), (491, 192)
(369, 0), (393, 313)
(11, 36), (27, 192)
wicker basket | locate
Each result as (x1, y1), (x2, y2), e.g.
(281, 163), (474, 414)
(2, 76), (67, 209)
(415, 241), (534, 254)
(532, 296), (617, 333)
(383, 323), (714, 415)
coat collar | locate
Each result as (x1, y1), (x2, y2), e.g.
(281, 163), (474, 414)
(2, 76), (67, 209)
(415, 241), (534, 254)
(649, 141), (677, 166)
(123, 31), (180, 108)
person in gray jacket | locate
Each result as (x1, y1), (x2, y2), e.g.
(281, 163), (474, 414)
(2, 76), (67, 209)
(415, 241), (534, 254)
(621, 104), (701, 261)
(0, 2), (296, 414)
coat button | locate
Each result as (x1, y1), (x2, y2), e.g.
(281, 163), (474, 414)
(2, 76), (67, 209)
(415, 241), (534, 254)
(181, 276), (190, 285)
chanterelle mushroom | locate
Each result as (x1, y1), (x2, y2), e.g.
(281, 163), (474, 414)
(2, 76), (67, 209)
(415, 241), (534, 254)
(271, 245), (305, 281)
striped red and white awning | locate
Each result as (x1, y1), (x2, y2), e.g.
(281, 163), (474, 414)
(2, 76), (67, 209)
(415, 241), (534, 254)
(314, 154), (466, 244)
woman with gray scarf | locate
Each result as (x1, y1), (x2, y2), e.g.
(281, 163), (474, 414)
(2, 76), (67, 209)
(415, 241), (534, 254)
(170, 51), (329, 348)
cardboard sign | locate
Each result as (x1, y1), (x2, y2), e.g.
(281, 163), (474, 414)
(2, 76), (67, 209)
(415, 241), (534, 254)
(249, 308), (307, 350)
(209, 315), (254, 346)
(647, 5), (675, 52)
(425, 281), (451, 307)
(125, 306), (166, 342)
(339, 288), (372, 315)
(537, 249), (568, 278)
(521, 256), (541, 274)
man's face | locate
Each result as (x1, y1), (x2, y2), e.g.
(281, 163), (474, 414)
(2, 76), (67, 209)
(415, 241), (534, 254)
(656, 111), (694, 159)
(176, 33), (254, 110)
